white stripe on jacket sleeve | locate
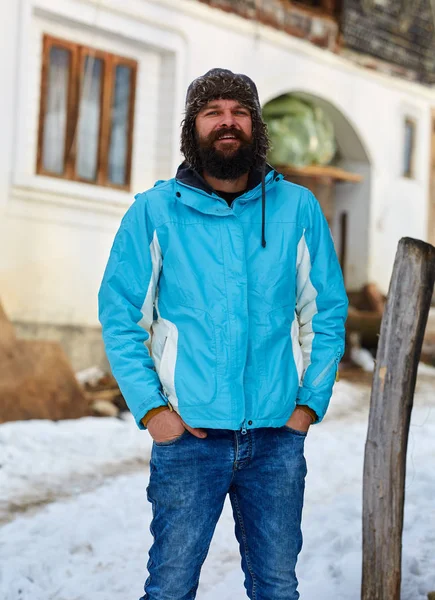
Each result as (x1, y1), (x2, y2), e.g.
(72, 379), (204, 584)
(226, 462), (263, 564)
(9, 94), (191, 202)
(98, 195), (167, 429)
(138, 230), (162, 350)
(296, 229), (318, 378)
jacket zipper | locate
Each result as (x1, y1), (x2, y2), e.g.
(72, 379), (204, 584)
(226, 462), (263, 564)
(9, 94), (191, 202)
(241, 419), (247, 435)
(312, 350), (342, 387)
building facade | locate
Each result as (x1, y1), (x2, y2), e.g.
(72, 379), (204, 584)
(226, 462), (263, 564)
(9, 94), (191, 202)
(0, 0), (434, 368)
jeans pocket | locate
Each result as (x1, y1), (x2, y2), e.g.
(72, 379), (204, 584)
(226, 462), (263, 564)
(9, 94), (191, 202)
(283, 425), (308, 438)
(153, 429), (188, 446)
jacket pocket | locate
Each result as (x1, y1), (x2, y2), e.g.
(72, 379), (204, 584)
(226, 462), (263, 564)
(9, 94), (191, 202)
(312, 350), (342, 388)
(152, 319), (179, 401)
(171, 306), (217, 408)
(263, 305), (300, 418)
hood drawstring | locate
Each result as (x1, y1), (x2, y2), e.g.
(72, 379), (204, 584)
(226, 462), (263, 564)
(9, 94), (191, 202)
(261, 163), (266, 248)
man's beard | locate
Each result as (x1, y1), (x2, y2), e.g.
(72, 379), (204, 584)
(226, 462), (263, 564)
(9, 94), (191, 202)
(195, 127), (256, 180)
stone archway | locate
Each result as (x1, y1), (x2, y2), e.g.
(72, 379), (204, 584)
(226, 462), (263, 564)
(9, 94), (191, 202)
(262, 91), (372, 293)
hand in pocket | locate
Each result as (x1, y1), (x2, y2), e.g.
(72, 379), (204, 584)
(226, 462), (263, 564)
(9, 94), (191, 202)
(147, 408), (208, 443)
(285, 407), (312, 434)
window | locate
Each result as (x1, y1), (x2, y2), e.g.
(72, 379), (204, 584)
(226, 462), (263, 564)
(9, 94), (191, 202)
(403, 117), (416, 179)
(37, 35), (137, 189)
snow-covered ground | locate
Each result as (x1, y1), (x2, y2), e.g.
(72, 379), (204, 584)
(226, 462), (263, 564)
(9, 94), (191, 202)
(1, 369), (435, 600)
(0, 415), (152, 522)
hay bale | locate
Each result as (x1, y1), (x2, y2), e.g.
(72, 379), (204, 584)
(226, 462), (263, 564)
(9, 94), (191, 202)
(0, 338), (89, 423)
(0, 299), (89, 423)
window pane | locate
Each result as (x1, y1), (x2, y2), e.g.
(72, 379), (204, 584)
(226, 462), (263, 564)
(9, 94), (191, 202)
(108, 65), (133, 186)
(76, 56), (103, 181)
(42, 47), (70, 174)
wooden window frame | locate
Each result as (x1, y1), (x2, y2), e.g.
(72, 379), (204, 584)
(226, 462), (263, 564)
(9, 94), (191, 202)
(37, 35), (137, 191)
(289, 0), (341, 18)
(403, 117), (417, 179)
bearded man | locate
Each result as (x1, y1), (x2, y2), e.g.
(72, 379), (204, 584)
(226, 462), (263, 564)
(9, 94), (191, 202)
(99, 69), (348, 600)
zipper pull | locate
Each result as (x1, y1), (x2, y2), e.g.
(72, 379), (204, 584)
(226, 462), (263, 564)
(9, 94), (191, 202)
(241, 420), (247, 435)
(167, 400), (174, 412)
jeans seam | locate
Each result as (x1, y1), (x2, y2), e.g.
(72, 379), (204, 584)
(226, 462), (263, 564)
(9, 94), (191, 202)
(190, 544), (211, 599)
(144, 508), (156, 597)
(231, 489), (257, 600)
(144, 465), (157, 599)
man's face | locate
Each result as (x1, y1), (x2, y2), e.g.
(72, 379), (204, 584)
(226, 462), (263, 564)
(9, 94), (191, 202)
(194, 99), (255, 180)
(195, 99), (253, 151)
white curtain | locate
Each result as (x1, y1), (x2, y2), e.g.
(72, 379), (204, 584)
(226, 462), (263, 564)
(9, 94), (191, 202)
(42, 47), (70, 174)
(108, 65), (132, 186)
(76, 56), (103, 181)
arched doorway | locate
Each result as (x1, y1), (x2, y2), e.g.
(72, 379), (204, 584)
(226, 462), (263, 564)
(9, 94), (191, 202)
(262, 92), (372, 293)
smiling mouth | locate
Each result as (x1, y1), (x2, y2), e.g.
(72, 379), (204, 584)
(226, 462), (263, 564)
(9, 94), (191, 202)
(216, 135), (239, 141)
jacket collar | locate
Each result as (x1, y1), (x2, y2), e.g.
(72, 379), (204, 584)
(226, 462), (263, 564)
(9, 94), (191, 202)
(174, 162), (276, 216)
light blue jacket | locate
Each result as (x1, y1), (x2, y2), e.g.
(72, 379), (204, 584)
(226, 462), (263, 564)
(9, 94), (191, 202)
(99, 169), (348, 430)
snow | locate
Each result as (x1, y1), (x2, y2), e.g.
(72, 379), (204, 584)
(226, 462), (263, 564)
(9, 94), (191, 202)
(350, 346), (375, 372)
(418, 361), (435, 377)
(0, 414), (152, 522)
(75, 366), (106, 387)
(1, 372), (435, 600)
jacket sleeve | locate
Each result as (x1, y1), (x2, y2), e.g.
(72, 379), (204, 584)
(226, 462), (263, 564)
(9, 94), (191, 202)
(98, 194), (167, 428)
(295, 191), (348, 422)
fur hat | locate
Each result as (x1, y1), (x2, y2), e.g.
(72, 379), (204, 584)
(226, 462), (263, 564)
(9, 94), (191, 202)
(180, 68), (270, 172)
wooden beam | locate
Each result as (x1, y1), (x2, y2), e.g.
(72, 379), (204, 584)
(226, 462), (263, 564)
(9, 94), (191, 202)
(339, 211), (348, 279)
(361, 237), (435, 600)
(428, 109), (435, 247)
(276, 164), (364, 183)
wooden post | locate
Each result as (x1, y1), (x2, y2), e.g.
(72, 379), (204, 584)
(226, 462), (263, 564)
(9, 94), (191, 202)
(362, 237), (435, 600)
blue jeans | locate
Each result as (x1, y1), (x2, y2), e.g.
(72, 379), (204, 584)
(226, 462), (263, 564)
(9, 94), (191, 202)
(141, 426), (307, 600)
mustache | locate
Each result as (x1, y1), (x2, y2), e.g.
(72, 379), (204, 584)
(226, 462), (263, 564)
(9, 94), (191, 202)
(208, 127), (250, 144)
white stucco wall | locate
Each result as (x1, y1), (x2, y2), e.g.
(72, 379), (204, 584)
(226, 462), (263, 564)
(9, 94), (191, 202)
(0, 0), (187, 327)
(0, 0), (433, 331)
